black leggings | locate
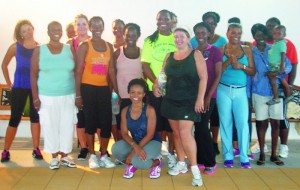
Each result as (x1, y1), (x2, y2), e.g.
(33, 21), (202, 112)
(9, 88), (39, 127)
(194, 99), (216, 167)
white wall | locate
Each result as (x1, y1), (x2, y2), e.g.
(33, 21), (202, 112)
(0, 0), (299, 85)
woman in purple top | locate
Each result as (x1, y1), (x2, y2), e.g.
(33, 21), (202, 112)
(1, 20), (43, 162)
(193, 22), (222, 175)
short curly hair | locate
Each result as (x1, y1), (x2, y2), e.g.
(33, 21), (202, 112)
(14, 19), (34, 42)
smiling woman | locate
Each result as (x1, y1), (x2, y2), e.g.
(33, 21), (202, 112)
(30, 21), (77, 170)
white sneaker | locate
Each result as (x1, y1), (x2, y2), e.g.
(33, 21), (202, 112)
(191, 166), (203, 186)
(161, 141), (169, 156)
(99, 154), (116, 168)
(264, 144), (269, 153)
(167, 153), (177, 168)
(49, 157), (59, 170)
(89, 154), (100, 169)
(251, 143), (269, 154)
(167, 161), (188, 176)
(279, 144), (289, 158)
(61, 157), (77, 168)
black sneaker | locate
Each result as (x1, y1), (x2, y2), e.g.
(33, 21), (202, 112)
(32, 148), (43, 160)
(78, 148), (89, 160)
(1, 150), (10, 162)
(213, 143), (220, 155)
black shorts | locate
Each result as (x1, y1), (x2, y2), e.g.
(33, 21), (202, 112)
(81, 84), (112, 137)
(148, 91), (172, 132)
(209, 101), (219, 127)
(9, 88), (39, 127)
(76, 110), (85, 129)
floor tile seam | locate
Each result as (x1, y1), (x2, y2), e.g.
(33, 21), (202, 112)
(223, 168), (248, 189)
(252, 169), (273, 189)
(11, 168), (30, 189)
(75, 170), (86, 190)
(43, 170), (57, 190)
(279, 168), (300, 187)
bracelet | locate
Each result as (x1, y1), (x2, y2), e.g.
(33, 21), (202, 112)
(130, 141), (135, 147)
(33, 99), (39, 103)
(243, 65), (246, 70)
(75, 96), (82, 99)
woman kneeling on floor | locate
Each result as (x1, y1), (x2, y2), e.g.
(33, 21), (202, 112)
(112, 79), (162, 179)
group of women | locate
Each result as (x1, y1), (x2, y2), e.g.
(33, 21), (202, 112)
(1, 9), (297, 187)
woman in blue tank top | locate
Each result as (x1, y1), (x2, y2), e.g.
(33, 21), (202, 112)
(112, 79), (162, 179)
(1, 20), (43, 163)
(217, 23), (255, 169)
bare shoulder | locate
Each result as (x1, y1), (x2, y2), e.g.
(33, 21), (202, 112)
(146, 104), (155, 114)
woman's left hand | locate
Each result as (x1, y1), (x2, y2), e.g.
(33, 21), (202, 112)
(195, 98), (205, 113)
(231, 55), (242, 69)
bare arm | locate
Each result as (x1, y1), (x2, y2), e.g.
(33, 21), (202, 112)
(1, 43), (16, 88)
(194, 50), (208, 113)
(288, 64), (297, 85)
(152, 53), (170, 97)
(30, 46), (40, 110)
(142, 61), (156, 83)
(231, 46), (255, 76)
(280, 52), (285, 73)
(204, 60), (222, 110)
(108, 42), (119, 94)
(75, 41), (88, 109)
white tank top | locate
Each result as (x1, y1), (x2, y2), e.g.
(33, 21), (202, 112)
(116, 47), (143, 98)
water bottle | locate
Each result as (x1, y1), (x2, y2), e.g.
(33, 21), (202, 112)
(111, 92), (120, 115)
(158, 70), (167, 96)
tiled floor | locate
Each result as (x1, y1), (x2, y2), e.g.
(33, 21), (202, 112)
(1, 138), (300, 190)
(1, 167), (300, 190)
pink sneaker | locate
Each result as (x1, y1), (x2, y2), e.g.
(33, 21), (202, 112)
(123, 165), (136, 179)
(203, 164), (217, 175)
(149, 159), (162, 179)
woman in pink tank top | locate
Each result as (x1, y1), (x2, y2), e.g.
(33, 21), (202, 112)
(113, 23), (144, 136)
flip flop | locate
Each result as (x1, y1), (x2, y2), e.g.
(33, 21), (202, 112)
(256, 159), (265, 166)
(270, 156), (284, 166)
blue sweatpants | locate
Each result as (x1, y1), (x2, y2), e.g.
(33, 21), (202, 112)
(217, 84), (250, 163)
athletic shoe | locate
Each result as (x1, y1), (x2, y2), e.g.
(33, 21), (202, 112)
(191, 166), (203, 186)
(115, 159), (125, 165)
(167, 153), (177, 168)
(60, 157), (77, 168)
(251, 143), (269, 154)
(233, 148), (240, 157)
(223, 160), (234, 168)
(149, 159), (162, 179)
(203, 164), (217, 175)
(49, 158), (59, 170)
(77, 148), (89, 160)
(1, 150), (10, 162)
(32, 148), (43, 160)
(167, 162), (188, 176)
(123, 164), (137, 179)
(241, 162), (251, 169)
(198, 164), (205, 169)
(161, 141), (169, 156)
(99, 154), (116, 168)
(88, 154), (100, 169)
(248, 149), (254, 160)
(279, 144), (289, 158)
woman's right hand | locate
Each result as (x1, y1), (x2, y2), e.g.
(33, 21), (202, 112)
(134, 145), (147, 160)
(33, 98), (41, 111)
(75, 97), (83, 110)
(152, 81), (162, 98)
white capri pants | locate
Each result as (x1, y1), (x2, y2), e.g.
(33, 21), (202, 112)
(39, 94), (77, 154)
